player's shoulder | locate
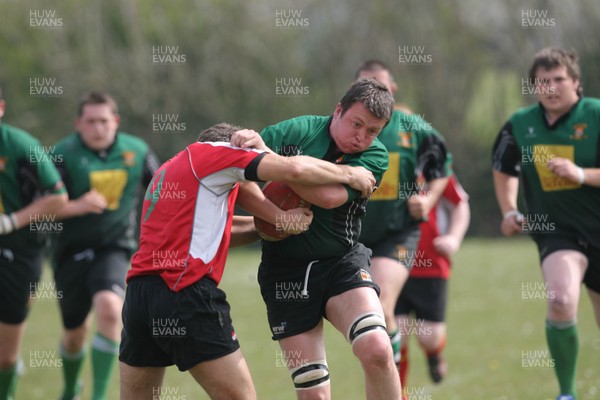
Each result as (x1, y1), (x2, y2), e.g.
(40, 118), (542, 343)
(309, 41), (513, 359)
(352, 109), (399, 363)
(509, 103), (539, 123)
(53, 132), (79, 152)
(578, 97), (600, 112)
(116, 131), (150, 152)
(267, 115), (328, 132)
(1, 122), (41, 149)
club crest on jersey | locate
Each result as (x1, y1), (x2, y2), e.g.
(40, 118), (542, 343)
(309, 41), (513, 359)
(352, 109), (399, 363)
(397, 131), (412, 148)
(0, 157), (6, 172)
(570, 124), (588, 140)
(122, 151), (136, 166)
(359, 269), (372, 282)
(525, 127), (536, 139)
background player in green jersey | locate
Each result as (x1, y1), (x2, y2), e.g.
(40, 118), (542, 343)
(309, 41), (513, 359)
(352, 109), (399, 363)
(52, 92), (159, 400)
(0, 85), (68, 400)
(493, 47), (600, 400)
(234, 78), (401, 399)
(355, 60), (450, 369)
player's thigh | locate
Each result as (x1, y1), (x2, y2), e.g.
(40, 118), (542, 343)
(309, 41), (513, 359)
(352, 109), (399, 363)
(278, 320), (326, 367)
(188, 349), (256, 400)
(325, 286), (385, 340)
(370, 256), (409, 311)
(119, 362), (165, 400)
(541, 249), (587, 303)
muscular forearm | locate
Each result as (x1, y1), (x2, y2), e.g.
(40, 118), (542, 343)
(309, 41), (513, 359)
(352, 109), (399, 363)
(230, 216), (260, 247)
(493, 170), (520, 214)
(446, 200), (470, 243)
(236, 182), (284, 225)
(12, 193), (67, 229)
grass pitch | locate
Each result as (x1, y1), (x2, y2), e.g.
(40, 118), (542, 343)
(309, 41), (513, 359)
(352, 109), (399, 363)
(17, 238), (600, 399)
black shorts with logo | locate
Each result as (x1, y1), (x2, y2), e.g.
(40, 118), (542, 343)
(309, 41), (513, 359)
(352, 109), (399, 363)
(258, 243), (379, 341)
(365, 226), (421, 270)
(395, 278), (448, 322)
(534, 234), (600, 294)
(119, 275), (240, 371)
(0, 247), (43, 324)
(53, 247), (130, 329)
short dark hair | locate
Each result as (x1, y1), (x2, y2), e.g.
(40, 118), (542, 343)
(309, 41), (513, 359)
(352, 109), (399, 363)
(197, 123), (242, 142)
(528, 47), (582, 94)
(355, 59), (390, 79)
(77, 91), (118, 116)
(339, 78), (394, 122)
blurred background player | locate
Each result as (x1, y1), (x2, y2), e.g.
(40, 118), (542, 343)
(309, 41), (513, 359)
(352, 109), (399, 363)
(492, 47), (600, 400)
(51, 91), (159, 400)
(357, 60), (450, 368)
(0, 85), (68, 400)
(120, 123), (376, 400)
(396, 172), (470, 390)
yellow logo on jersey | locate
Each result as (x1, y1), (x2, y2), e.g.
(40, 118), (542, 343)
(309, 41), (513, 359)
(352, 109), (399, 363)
(570, 124), (588, 140)
(370, 152), (399, 201)
(397, 132), (412, 148)
(534, 145), (580, 191)
(89, 169), (128, 210)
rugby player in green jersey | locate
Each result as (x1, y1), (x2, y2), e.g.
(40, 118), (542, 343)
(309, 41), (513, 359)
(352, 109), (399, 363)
(51, 92), (159, 400)
(0, 85), (68, 400)
(233, 78), (401, 399)
(493, 48), (600, 400)
(355, 60), (450, 374)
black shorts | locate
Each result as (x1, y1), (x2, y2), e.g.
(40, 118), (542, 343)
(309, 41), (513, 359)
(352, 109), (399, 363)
(258, 243), (379, 340)
(534, 235), (600, 294)
(54, 247), (129, 329)
(395, 278), (448, 323)
(366, 227), (421, 269)
(0, 247), (43, 324)
(119, 275), (240, 371)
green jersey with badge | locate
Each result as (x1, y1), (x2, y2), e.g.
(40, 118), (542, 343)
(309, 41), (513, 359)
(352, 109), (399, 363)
(359, 110), (449, 245)
(260, 115), (388, 262)
(492, 97), (600, 246)
(0, 123), (66, 253)
(53, 132), (158, 258)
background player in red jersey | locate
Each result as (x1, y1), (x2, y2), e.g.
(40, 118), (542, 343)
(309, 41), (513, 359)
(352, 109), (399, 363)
(395, 174), (470, 389)
(119, 123), (376, 400)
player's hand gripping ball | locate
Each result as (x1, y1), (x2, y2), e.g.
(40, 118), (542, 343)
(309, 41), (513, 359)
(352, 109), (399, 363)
(254, 182), (312, 241)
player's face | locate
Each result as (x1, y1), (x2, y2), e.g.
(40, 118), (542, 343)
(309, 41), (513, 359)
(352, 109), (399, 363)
(534, 65), (580, 116)
(330, 102), (387, 154)
(76, 103), (120, 151)
(358, 69), (397, 95)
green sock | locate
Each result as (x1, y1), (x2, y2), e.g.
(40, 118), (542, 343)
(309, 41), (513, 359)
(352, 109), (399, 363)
(91, 333), (118, 400)
(0, 361), (20, 400)
(389, 329), (401, 364)
(60, 344), (86, 399)
(546, 320), (578, 398)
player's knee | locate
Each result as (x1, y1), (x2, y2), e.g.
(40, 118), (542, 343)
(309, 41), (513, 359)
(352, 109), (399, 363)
(353, 333), (393, 370)
(547, 291), (577, 317)
(347, 312), (387, 345)
(290, 360), (330, 391)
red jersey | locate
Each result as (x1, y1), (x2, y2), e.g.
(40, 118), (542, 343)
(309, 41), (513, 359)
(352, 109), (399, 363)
(127, 142), (264, 292)
(411, 175), (468, 279)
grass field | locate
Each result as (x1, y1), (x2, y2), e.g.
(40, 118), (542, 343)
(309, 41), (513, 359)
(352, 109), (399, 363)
(17, 238), (600, 399)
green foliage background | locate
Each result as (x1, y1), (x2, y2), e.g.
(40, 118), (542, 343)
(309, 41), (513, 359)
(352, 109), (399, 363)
(2, 0), (600, 234)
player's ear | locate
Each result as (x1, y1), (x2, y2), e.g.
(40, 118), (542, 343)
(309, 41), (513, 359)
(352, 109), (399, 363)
(0, 100), (5, 119)
(113, 113), (121, 126)
(333, 103), (342, 118)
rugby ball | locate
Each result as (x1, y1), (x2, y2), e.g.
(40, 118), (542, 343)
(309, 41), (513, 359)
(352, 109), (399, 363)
(254, 182), (311, 241)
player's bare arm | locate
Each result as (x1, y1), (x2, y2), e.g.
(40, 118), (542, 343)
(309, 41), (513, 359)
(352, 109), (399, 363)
(54, 188), (107, 220)
(433, 198), (470, 257)
(236, 181), (313, 235)
(0, 191), (67, 234)
(230, 216), (261, 247)
(492, 170), (523, 236)
(548, 157), (600, 188)
(407, 176), (449, 220)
